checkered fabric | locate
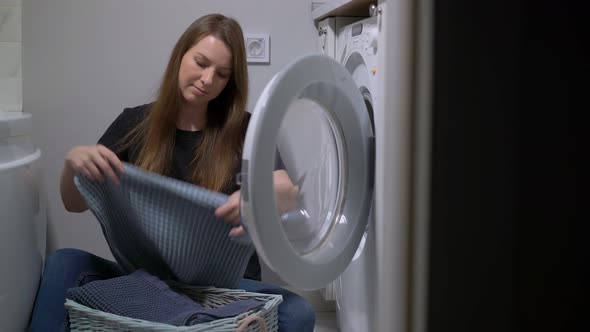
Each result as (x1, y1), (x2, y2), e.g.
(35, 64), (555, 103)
(66, 269), (263, 326)
(74, 163), (254, 288)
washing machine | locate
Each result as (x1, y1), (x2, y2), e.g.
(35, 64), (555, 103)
(333, 16), (379, 332)
(336, 16), (378, 124)
(251, 17), (375, 300)
(317, 17), (363, 58)
(244, 16), (379, 332)
(0, 111), (47, 331)
(225, 11), (388, 332)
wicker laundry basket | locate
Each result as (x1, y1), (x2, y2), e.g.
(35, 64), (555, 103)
(65, 282), (282, 332)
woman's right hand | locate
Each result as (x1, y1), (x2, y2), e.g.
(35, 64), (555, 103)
(65, 144), (124, 184)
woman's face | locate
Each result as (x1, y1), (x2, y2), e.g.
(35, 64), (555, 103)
(178, 35), (232, 107)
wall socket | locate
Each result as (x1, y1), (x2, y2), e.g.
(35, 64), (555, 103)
(244, 33), (270, 64)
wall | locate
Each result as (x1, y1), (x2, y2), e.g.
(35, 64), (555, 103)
(21, 0), (317, 262)
(0, 0), (22, 112)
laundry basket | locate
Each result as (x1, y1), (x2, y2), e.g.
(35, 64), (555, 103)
(65, 282), (282, 332)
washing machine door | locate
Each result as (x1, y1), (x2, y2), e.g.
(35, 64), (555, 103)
(241, 54), (374, 290)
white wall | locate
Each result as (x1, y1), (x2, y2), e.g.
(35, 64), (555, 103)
(0, 0), (22, 111)
(22, 0), (317, 260)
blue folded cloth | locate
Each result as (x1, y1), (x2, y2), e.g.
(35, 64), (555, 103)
(66, 269), (264, 326)
(74, 162), (255, 288)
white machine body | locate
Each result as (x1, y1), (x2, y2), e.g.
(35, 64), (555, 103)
(0, 112), (46, 331)
(334, 16), (379, 332)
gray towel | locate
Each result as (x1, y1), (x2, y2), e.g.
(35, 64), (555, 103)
(66, 269), (263, 326)
(74, 162), (255, 288)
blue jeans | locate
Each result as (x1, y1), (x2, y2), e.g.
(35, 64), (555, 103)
(30, 248), (315, 332)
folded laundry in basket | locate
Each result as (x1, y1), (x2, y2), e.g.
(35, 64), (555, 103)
(66, 269), (264, 326)
(74, 162), (255, 288)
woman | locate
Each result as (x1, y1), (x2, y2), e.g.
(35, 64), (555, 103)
(30, 14), (315, 332)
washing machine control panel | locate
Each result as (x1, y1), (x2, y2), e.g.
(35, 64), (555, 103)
(349, 21), (378, 54)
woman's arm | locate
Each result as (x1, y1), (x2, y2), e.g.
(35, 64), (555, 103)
(215, 169), (299, 237)
(271, 169), (299, 213)
(60, 144), (124, 212)
(61, 107), (142, 212)
(60, 161), (88, 212)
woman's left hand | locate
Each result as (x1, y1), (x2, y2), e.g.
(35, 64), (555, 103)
(215, 190), (245, 237)
(214, 171), (298, 238)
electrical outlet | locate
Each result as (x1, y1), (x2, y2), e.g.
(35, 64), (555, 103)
(244, 33), (270, 64)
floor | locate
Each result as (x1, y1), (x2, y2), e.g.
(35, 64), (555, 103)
(314, 311), (339, 332)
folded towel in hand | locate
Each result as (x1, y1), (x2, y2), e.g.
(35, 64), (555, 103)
(74, 162), (254, 288)
(66, 269), (264, 326)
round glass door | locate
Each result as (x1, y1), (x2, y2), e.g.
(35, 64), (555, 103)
(274, 97), (344, 256)
(240, 54), (374, 289)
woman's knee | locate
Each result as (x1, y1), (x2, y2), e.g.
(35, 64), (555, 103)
(46, 247), (89, 260)
(236, 279), (316, 331)
(44, 248), (92, 271)
(43, 248), (122, 283)
(279, 290), (316, 331)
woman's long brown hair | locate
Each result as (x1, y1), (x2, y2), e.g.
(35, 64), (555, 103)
(121, 14), (249, 192)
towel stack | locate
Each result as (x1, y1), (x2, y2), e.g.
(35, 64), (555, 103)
(66, 269), (263, 326)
